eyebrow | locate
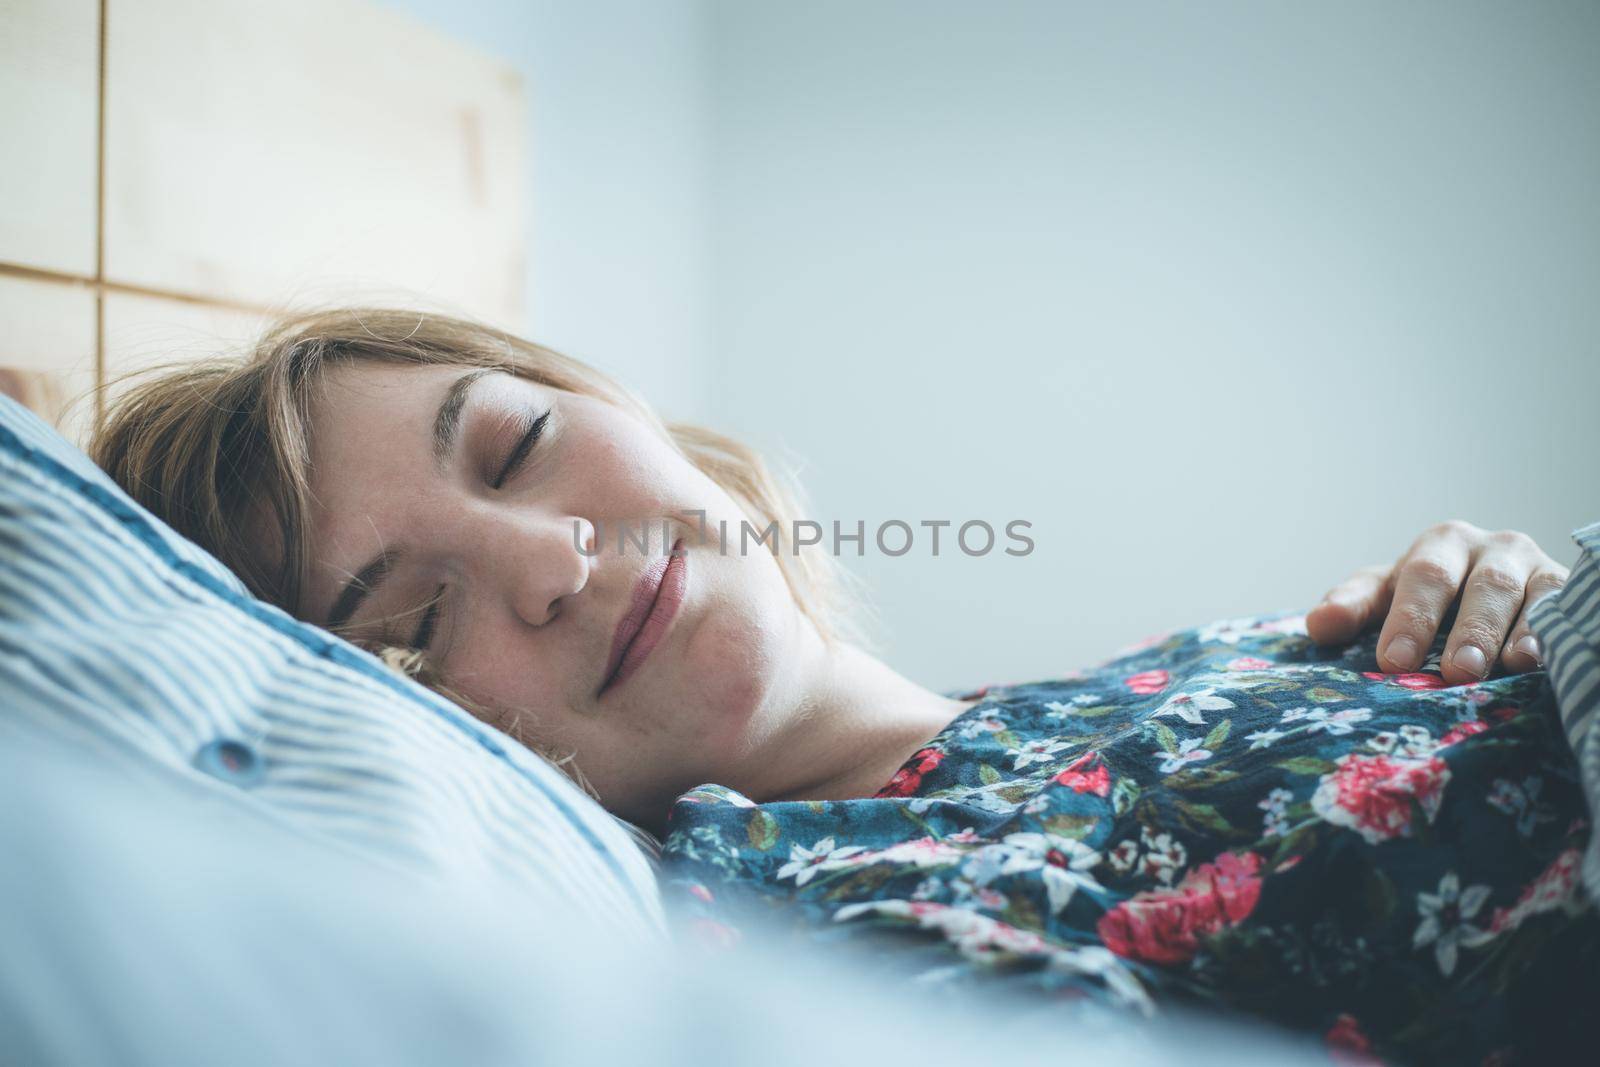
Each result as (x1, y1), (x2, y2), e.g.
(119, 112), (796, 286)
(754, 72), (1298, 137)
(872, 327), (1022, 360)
(326, 550), (399, 631)
(325, 368), (492, 629)
(433, 368), (495, 466)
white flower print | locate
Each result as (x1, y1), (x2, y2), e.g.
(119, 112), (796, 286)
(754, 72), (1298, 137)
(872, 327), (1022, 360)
(972, 886), (1008, 910)
(1245, 727), (1287, 750)
(1487, 778), (1526, 816)
(1305, 707), (1374, 736)
(964, 788), (1024, 815)
(948, 877), (1008, 911)
(871, 836), (967, 869)
(1009, 737), (1074, 770)
(956, 709), (1007, 740)
(959, 844), (1010, 887)
(1156, 737), (1214, 775)
(1044, 693), (1104, 718)
(995, 832), (1104, 914)
(1257, 614), (1309, 636)
(775, 836), (867, 886)
(1137, 827), (1188, 886)
(1486, 777), (1553, 838)
(1398, 725), (1433, 753)
(1208, 671), (1282, 691)
(1272, 707), (1373, 741)
(1107, 839), (1140, 874)
(1151, 687), (1235, 726)
(831, 899), (1123, 991)
(1376, 723), (1440, 755)
(1044, 944), (1156, 1016)
(833, 900), (1053, 966)
(1258, 788), (1294, 839)
(1368, 725), (1434, 758)
(1413, 871), (1495, 976)
(1198, 616), (1257, 645)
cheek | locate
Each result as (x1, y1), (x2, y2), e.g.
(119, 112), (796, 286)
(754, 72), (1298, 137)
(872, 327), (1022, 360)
(669, 552), (798, 759)
(568, 414), (679, 503)
(439, 637), (574, 741)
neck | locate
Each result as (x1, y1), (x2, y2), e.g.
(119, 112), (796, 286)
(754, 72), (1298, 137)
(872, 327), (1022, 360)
(751, 620), (972, 804)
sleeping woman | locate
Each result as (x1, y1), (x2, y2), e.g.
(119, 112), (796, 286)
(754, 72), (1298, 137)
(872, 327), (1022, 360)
(93, 308), (1596, 1065)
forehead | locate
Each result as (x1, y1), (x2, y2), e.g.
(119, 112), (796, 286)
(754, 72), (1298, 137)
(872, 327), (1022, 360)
(311, 360), (458, 432)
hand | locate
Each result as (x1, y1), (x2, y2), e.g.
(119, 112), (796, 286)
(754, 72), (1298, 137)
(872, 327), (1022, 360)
(1305, 520), (1568, 685)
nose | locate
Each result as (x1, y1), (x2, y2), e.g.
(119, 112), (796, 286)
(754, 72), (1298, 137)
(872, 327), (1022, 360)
(490, 513), (595, 626)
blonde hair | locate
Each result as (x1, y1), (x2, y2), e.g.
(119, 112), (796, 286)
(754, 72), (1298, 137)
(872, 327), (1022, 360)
(91, 306), (860, 800)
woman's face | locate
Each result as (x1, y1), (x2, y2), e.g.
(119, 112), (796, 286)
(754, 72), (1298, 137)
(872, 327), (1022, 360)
(299, 361), (807, 826)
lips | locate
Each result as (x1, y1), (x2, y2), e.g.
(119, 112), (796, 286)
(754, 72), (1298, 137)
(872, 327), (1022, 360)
(598, 538), (688, 697)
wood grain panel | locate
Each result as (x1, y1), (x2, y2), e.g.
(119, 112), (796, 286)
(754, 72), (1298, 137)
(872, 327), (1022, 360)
(0, 0), (99, 275)
(101, 292), (270, 411)
(0, 277), (98, 444)
(104, 0), (527, 329)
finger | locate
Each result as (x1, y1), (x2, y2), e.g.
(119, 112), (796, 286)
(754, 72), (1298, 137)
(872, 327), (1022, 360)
(1376, 540), (1473, 672)
(1440, 548), (1533, 684)
(1306, 564), (1394, 645)
(1498, 566), (1570, 672)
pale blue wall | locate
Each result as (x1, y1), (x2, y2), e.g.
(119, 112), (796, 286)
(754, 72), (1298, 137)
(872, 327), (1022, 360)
(382, 0), (712, 422)
(708, 0), (1600, 689)
(384, 0), (1600, 692)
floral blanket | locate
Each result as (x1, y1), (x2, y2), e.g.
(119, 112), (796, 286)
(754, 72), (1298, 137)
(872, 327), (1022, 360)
(660, 614), (1597, 1066)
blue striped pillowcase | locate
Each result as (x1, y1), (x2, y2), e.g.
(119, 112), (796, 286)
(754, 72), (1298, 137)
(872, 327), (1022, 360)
(1528, 520), (1600, 909)
(0, 395), (663, 939)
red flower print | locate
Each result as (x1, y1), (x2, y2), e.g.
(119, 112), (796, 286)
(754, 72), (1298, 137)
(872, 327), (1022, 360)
(1310, 753), (1451, 845)
(1488, 847), (1581, 934)
(1439, 720), (1488, 747)
(1324, 1014), (1379, 1065)
(1125, 669), (1170, 695)
(1362, 671), (1449, 690)
(1054, 751), (1112, 796)
(1226, 656), (1273, 671)
(1485, 703), (1520, 725)
(1118, 631), (1172, 654)
(875, 747), (945, 798)
(689, 918), (742, 950)
(1096, 851), (1264, 965)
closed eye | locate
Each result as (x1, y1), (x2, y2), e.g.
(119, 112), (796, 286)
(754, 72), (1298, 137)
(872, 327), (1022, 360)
(492, 410), (550, 489)
(411, 585), (446, 650)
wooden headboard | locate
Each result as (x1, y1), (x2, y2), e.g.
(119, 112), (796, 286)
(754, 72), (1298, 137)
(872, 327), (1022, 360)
(0, 0), (526, 445)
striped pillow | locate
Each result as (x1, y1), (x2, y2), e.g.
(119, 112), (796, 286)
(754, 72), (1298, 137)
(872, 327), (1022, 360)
(1528, 520), (1600, 909)
(0, 395), (663, 939)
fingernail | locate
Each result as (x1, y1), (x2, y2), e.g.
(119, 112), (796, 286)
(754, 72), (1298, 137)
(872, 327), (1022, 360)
(1514, 635), (1543, 665)
(1385, 635), (1419, 670)
(1453, 644), (1488, 678)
